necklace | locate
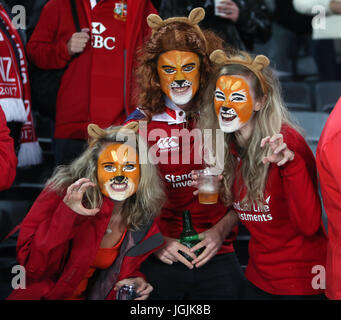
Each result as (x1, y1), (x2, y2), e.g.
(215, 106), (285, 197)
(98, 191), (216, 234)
(105, 206), (123, 234)
(106, 217), (114, 234)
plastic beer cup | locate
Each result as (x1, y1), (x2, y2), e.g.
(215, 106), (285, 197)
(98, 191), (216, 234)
(197, 168), (220, 204)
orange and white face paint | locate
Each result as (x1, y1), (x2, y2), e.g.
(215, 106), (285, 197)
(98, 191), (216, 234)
(214, 75), (254, 133)
(157, 50), (200, 106)
(97, 143), (140, 201)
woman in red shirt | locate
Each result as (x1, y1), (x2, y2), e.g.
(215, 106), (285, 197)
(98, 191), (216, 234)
(196, 49), (327, 299)
(7, 122), (165, 300)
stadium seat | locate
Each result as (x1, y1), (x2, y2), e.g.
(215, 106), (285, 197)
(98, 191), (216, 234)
(314, 81), (341, 113)
(289, 111), (329, 155)
(280, 81), (314, 111)
(0, 200), (33, 241)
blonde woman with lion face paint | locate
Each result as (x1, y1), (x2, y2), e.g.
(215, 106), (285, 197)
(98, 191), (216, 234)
(7, 123), (166, 300)
(126, 8), (248, 300)
(197, 50), (328, 299)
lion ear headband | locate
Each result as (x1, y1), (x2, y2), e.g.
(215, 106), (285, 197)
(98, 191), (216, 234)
(87, 121), (139, 148)
(210, 49), (270, 95)
(147, 7), (207, 48)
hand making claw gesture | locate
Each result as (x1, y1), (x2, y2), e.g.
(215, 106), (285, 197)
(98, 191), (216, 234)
(261, 133), (295, 166)
(63, 178), (101, 216)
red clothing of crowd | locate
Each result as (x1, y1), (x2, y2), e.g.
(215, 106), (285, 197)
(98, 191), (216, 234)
(0, 107), (16, 191)
(7, 189), (163, 300)
(232, 125), (327, 295)
(316, 97), (341, 300)
(127, 101), (237, 254)
(26, 0), (156, 139)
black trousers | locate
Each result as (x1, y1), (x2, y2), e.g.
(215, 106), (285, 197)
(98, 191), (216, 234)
(243, 280), (326, 300)
(140, 252), (247, 300)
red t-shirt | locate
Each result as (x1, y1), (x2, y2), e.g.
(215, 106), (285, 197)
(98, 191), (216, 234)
(232, 125), (327, 295)
(135, 104), (236, 255)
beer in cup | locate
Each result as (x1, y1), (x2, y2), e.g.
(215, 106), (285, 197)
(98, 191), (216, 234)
(197, 168), (220, 204)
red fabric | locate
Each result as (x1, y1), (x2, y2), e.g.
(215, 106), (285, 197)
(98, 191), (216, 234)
(6, 189), (161, 300)
(232, 125), (327, 295)
(0, 106), (16, 190)
(26, 0), (156, 140)
(68, 229), (127, 300)
(139, 117), (236, 255)
(316, 98), (341, 300)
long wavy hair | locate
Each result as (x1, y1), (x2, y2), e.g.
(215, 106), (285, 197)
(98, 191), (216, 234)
(199, 61), (301, 207)
(46, 126), (165, 230)
(135, 21), (232, 119)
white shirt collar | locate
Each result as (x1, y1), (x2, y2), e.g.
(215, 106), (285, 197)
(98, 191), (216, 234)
(150, 96), (187, 124)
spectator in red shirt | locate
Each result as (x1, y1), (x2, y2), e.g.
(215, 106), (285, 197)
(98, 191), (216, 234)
(7, 122), (165, 300)
(316, 97), (341, 299)
(197, 49), (327, 299)
(27, 0), (156, 165)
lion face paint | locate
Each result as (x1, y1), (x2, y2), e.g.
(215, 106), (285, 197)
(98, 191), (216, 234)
(214, 75), (254, 133)
(157, 50), (200, 106)
(97, 143), (140, 201)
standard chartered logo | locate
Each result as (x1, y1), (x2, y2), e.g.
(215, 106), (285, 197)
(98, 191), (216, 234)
(91, 22), (115, 50)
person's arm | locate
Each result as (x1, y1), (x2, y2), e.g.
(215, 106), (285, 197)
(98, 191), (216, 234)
(190, 208), (239, 268)
(26, 0), (89, 70)
(280, 144), (323, 236)
(0, 107), (17, 191)
(17, 179), (99, 280)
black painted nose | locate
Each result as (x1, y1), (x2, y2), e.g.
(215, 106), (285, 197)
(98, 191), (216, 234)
(174, 80), (186, 87)
(114, 176), (125, 183)
(222, 107), (230, 112)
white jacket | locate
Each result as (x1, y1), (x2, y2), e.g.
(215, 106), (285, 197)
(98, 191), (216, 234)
(293, 0), (341, 39)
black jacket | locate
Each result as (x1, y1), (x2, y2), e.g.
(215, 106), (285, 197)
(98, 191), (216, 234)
(159, 0), (272, 51)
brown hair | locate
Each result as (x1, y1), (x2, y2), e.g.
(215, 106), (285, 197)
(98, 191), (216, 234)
(135, 21), (231, 118)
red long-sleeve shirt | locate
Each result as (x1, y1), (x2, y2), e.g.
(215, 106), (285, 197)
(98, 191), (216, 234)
(316, 98), (341, 300)
(232, 125), (327, 295)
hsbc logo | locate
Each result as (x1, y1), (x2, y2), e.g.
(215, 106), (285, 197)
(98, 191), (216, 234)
(157, 136), (179, 150)
(91, 22), (115, 50)
(92, 22), (106, 35)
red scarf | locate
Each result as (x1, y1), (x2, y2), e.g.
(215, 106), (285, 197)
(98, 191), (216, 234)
(0, 5), (42, 167)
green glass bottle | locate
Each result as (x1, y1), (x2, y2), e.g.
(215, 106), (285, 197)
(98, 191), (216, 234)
(179, 210), (204, 262)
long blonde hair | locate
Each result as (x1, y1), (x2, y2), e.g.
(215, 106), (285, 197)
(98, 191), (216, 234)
(199, 62), (301, 206)
(46, 125), (165, 230)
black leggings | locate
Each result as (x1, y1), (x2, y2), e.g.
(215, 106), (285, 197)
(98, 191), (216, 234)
(140, 252), (247, 300)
